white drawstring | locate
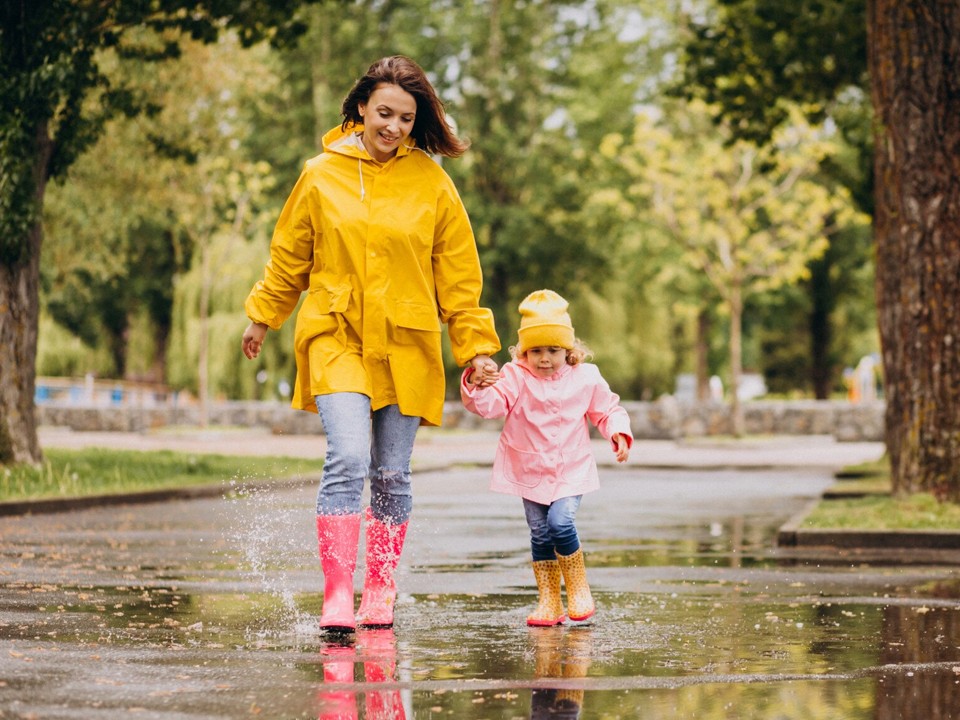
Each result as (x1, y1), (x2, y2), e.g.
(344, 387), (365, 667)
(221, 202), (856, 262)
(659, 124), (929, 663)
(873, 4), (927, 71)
(358, 157), (365, 201)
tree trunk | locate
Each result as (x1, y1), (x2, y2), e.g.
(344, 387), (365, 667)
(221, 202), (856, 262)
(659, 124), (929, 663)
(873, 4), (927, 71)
(198, 237), (210, 427)
(729, 284), (744, 437)
(696, 308), (711, 401)
(808, 234), (834, 400)
(868, 0), (960, 500)
(0, 126), (50, 465)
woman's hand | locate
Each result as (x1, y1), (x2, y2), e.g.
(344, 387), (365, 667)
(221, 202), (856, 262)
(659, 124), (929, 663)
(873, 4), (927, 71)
(242, 322), (268, 360)
(469, 354), (499, 387)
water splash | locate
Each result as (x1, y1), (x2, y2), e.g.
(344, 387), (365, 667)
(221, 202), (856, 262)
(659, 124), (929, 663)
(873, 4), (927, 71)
(220, 480), (317, 639)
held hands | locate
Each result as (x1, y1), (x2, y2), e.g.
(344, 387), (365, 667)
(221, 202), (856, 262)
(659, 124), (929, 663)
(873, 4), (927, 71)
(242, 322), (268, 360)
(469, 354), (500, 387)
(613, 433), (630, 463)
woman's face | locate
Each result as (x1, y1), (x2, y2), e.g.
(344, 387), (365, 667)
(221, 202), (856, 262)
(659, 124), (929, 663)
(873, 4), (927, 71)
(359, 83), (417, 162)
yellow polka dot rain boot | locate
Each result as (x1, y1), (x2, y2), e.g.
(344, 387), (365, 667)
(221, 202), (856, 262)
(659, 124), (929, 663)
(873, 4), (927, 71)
(556, 548), (595, 622)
(527, 560), (566, 627)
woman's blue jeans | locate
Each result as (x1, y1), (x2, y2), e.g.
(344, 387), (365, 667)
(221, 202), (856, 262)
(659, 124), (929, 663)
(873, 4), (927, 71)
(522, 495), (583, 561)
(314, 392), (420, 523)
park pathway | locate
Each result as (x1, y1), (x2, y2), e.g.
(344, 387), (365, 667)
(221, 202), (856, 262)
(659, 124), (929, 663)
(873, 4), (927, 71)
(2, 430), (958, 718)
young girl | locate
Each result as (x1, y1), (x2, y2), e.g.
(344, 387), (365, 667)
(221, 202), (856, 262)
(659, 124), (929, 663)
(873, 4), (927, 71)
(461, 289), (632, 625)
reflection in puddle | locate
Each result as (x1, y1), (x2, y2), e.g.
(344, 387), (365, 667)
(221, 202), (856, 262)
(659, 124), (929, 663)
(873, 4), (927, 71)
(876, 601), (960, 719)
(316, 628), (408, 719)
(528, 626), (591, 719)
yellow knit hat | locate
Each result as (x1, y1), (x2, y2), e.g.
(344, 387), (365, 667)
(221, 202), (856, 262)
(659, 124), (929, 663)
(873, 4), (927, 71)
(517, 289), (575, 352)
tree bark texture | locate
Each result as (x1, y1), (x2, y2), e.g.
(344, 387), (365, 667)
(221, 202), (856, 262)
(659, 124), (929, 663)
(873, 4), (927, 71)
(0, 128), (49, 465)
(868, 0), (960, 500)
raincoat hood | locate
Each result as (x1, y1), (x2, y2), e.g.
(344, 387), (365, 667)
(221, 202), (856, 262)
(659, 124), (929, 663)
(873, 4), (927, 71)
(322, 124), (422, 201)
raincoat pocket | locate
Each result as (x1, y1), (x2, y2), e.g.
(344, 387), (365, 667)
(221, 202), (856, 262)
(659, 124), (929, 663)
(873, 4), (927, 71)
(394, 301), (441, 332)
(295, 283), (351, 352)
(391, 301), (441, 349)
(500, 443), (544, 488)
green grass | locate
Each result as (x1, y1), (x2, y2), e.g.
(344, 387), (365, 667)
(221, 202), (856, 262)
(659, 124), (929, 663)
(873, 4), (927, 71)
(803, 492), (960, 531)
(834, 457), (889, 480)
(807, 455), (960, 530)
(0, 448), (325, 502)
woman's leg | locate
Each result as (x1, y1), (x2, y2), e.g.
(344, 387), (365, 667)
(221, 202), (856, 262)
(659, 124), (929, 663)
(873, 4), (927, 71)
(367, 404), (420, 524)
(315, 392), (373, 515)
(357, 404), (420, 627)
(313, 392), (372, 632)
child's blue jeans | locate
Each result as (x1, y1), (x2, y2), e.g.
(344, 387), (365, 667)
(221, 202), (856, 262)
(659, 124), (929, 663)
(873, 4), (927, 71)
(522, 495), (583, 561)
(314, 392), (420, 523)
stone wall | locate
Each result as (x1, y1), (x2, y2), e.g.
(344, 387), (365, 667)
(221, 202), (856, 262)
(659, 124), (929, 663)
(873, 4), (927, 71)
(37, 397), (886, 442)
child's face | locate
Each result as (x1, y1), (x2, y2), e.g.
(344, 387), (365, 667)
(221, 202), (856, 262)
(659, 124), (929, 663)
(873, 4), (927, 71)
(526, 346), (567, 378)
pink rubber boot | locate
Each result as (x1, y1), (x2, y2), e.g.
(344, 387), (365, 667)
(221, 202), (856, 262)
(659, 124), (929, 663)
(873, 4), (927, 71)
(356, 507), (409, 628)
(317, 514), (362, 633)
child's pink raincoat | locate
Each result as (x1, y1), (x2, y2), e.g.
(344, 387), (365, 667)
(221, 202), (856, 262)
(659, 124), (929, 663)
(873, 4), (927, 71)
(461, 361), (633, 504)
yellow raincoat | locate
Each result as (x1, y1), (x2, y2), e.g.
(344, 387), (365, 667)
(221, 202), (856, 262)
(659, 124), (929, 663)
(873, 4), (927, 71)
(244, 125), (500, 426)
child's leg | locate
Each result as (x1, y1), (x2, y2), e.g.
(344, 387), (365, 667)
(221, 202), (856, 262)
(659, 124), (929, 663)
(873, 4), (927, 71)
(544, 495), (582, 557)
(549, 495), (595, 622)
(522, 499), (565, 626)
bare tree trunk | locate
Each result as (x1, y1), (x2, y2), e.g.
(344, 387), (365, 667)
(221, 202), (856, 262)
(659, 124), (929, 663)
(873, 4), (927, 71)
(729, 284), (744, 437)
(0, 126), (50, 465)
(808, 234), (834, 400)
(869, 0), (960, 500)
(696, 308), (711, 401)
(198, 237), (210, 428)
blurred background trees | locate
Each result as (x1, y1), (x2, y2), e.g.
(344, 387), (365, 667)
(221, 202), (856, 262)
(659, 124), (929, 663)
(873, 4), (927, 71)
(31, 0), (878, 414)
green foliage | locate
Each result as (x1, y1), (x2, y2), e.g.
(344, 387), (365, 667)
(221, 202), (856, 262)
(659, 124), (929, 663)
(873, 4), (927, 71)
(0, 123), (38, 265)
(28, 0), (880, 406)
(0, 447), (324, 501)
(36, 313), (116, 377)
(674, 0), (868, 145)
(42, 32), (280, 385)
(756, 221), (877, 396)
(673, 0), (874, 220)
(1, 0), (319, 265)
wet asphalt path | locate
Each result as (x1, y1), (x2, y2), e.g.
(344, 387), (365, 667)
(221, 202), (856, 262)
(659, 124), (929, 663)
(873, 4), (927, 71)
(2, 431), (959, 719)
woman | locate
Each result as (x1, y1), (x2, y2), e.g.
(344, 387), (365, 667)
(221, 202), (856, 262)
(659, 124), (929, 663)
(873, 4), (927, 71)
(241, 56), (500, 633)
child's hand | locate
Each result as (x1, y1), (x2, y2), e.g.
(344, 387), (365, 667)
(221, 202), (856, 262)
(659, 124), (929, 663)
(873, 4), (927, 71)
(476, 365), (500, 386)
(468, 355), (500, 387)
(469, 365), (500, 387)
(613, 433), (630, 463)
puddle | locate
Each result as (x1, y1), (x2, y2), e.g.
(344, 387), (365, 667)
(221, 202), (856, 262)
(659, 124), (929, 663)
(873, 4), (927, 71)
(2, 466), (959, 718)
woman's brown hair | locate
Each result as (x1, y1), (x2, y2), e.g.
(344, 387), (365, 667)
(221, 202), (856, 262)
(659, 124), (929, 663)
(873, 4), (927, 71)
(341, 55), (469, 158)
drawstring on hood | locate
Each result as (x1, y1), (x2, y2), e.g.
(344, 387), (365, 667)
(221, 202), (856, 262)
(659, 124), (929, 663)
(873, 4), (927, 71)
(320, 125), (427, 203)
